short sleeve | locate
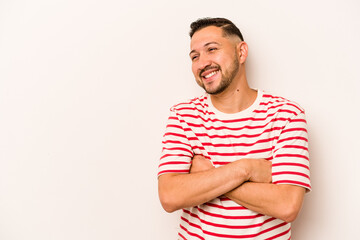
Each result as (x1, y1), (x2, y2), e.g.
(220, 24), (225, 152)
(272, 112), (311, 191)
(157, 109), (194, 177)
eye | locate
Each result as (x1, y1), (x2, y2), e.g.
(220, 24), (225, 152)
(191, 55), (199, 61)
(208, 47), (217, 52)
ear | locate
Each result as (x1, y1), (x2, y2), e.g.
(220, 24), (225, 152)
(237, 41), (248, 64)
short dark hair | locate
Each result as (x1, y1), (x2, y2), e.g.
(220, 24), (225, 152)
(189, 17), (244, 41)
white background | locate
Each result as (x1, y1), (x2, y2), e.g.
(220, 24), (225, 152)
(1, 0), (359, 239)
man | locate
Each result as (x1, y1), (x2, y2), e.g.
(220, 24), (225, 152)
(158, 17), (311, 239)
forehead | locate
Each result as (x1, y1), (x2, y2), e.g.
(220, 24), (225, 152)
(190, 26), (227, 50)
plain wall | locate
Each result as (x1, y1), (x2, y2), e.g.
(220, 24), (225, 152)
(1, 0), (359, 239)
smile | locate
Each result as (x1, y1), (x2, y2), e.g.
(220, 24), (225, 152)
(203, 70), (219, 79)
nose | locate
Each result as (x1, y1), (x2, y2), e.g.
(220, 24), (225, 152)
(195, 55), (212, 73)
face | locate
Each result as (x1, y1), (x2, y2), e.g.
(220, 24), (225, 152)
(190, 26), (240, 95)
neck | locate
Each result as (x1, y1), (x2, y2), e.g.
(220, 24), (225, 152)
(210, 74), (257, 114)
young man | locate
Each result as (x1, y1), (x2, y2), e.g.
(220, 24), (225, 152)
(158, 18), (311, 239)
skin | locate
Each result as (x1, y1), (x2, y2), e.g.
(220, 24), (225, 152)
(158, 26), (306, 222)
(190, 155), (305, 223)
(158, 157), (272, 213)
(189, 26), (257, 114)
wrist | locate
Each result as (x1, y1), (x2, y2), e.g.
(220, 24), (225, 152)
(235, 159), (251, 182)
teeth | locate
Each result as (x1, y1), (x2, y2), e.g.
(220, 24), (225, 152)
(204, 71), (218, 79)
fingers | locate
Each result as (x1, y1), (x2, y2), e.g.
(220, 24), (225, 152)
(190, 155), (214, 173)
(244, 158), (272, 183)
(192, 155), (207, 161)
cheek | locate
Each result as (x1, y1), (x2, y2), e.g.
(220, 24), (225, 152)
(213, 55), (226, 66)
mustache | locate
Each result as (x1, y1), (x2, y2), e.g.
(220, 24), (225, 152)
(199, 65), (220, 77)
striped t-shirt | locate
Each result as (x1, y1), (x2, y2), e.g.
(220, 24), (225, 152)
(158, 90), (311, 239)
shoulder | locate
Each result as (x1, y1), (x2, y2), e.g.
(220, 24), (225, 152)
(260, 91), (305, 117)
(169, 94), (209, 115)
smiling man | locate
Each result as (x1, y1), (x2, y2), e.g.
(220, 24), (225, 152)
(158, 18), (311, 240)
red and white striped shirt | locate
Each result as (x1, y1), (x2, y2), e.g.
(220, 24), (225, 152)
(158, 90), (311, 239)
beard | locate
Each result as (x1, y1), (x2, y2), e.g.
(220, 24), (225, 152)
(197, 55), (240, 95)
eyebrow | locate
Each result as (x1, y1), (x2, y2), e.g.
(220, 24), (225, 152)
(189, 41), (220, 56)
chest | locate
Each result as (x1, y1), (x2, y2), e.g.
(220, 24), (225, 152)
(187, 117), (284, 167)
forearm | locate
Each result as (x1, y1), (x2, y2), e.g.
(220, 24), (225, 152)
(158, 160), (249, 212)
(225, 182), (305, 222)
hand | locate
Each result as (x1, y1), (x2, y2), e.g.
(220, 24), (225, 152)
(190, 155), (214, 173)
(243, 158), (272, 183)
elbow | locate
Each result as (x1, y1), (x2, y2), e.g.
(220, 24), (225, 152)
(161, 201), (178, 213)
(158, 181), (181, 213)
(277, 185), (305, 223)
(159, 192), (179, 213)
(280, 209), (298, 223)
(158, 174), (185, 213)
(279, 201), (302, 223)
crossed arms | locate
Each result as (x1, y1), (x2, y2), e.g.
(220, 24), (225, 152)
(158, 155), (305, 223)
